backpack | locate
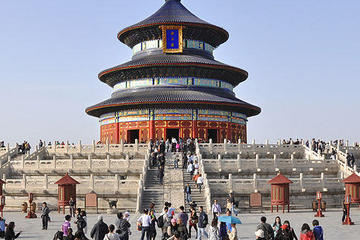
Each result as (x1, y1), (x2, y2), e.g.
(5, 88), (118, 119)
(157, 214), (164, 228)
(203, 213), (208, 226)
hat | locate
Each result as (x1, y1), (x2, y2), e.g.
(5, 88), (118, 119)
(255, 229), (264, 238)
(171, 218), (177, 223)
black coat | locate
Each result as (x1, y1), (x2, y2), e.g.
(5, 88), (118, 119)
(90, 220), (109, 240)
(4, 228), (20, 240)
(198, 211), (208, 228)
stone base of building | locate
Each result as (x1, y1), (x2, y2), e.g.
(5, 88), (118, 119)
(101, 120), (247, 144)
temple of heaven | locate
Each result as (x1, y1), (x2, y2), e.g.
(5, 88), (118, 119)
(86, 0), (261, 144)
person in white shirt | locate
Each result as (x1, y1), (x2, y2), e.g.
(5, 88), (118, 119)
(211, 200), (222, 219)
(104, 224), (120, 240)
(137, 209), (151, 240)
(197, 174), (204, 193)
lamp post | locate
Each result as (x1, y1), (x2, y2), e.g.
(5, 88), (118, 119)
(0, 196), (5, 218)
(343, 195), (354, 225)
(314, 191), (324, 217)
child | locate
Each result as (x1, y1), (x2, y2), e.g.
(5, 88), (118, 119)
(312, 220), (323, 240)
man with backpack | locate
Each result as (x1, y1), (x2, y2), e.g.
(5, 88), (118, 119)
(158, 206), (170, 240)
(197, 206), (208, 240)
(256, 216), (274, 240)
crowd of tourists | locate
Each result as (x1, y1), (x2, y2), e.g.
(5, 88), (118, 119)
(16, 141), (31, 154)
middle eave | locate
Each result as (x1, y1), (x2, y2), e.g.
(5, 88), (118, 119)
(98, 54), (248, 87)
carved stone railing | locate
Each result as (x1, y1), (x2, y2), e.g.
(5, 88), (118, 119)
(3, 174), (140, 195)
(136, 143), (151, 213)
(195, 140), (212, 212)
(46, 140), (148, 155)
(208, 175), (344, 195)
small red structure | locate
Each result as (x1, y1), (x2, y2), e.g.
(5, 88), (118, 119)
(268, 173), (293, 213)
(55, 173), (79, 214)
(343, 195), (354, 225)
(342, 173), (360, 205)
(314, 191), (325, 217)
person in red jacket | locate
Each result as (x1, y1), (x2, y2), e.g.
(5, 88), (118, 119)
(299, 223), (315, 240)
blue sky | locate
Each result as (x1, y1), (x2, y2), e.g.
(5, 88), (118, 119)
(0, 0), (359, 145)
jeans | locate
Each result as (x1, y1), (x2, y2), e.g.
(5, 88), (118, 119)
(197, 183), (202, 193)
(189, 224), (198, 238)
(186, 193), (192, 203)
(42, 215), (48, 229)
(141, 226), (150, 240)
(197, 227), (208, 240)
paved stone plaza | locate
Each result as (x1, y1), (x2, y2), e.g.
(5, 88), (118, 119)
(2, 208), (360, 239)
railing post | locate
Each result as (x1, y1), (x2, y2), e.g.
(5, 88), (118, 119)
(127, 154), (130, 169)
(78, 140), (82, 154)
(107, 154), (111, 169)
(300, 173), (304, 190)
(21, 155), (25, 169)
(253, 173), (257, 191)
(106, 139), (110, 153)
(223, 139), (227, 153)
(135, 139), (139, 152)
(237, 154), (242, 172)
(273, 154), (277, 169)
(44, 174), (48, 191)
(255, 154), (259, 170)
(53, 155), (57, 169)
(92, 140), (96, 153)
(218, 154), (222, 172)
(22, 174), (26, 189)
(290, 154), (294, 165)
(36, 155), (40, 170)
(66, 142), (69, 154)
(321, 172), (325, 190)
(70, 154), (74, 169)
(6, 143), (10, 153)
(209, 138), (213, 153)
(89, 174), (94, 191)
(120, 139), (124, 153)
(88, 155), (92, 169)
(228, 173), (233, 193)
(114, 174), (119, 193)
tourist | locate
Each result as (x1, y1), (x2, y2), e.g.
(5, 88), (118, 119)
(255, 229), (265, 240)
(4, 222), (21, 240)
(212, 199), (222, 219)
(62, 215), (72, 238)
(196, 174), (204, 193)
(167, 218), (178, 238)
(299, 223), (315, 240)
(312, 220), (323, 240)
(64, 228), (75, 240)
(177, 206), (188, 228)
(81, 211), (88, 234)
(256, 216), (274, 240)
(138, 209), (151, 240)
(104, 224), (120, 240)
(124, 212), (132, 237)
(197, 206), (209, 240)
(225, 210), (232, 233)
(184, 183), (192, 203)
(0, 217), (6, 237)
(53, 231), (64, 240)
(176, 219), (189, 240)
(174, 157), (179, 169)
(219, 222), (229, 240)
(90, 215), (109, 240)
(158, 166), (164, 185)
(272, 216), (282, 237)
(158, 206), (170, 239)
(228, 223), (238, 240)
(280, 220), (298, 240)
(229, 193), (238, 215)
(187, 162), (194, 177)
(342, 200), (347, 223)
(75, 212), (87, 236)
(41, 202), (50, 230)
(149, 209), (157, 240)
(189, 207), (198, 239)
(209, 218), (220, 240)
(115, 212), (131, 240)
(69, 197), (76, 217)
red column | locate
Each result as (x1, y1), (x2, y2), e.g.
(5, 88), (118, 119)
(149, 120), (155, 141)
(115, 123), (120, 144)
(192, 120), (198, 139)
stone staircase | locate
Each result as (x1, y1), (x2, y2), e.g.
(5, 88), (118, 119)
(141, 166), (164, 213)
(183, 168), (207, 212)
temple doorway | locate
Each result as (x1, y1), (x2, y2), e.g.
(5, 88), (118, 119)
(166, 129), (179, 140)
(208, 129), (218, 143)
(128, 129), (139, 143)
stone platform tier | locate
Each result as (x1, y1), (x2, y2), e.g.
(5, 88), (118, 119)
(1, 141), (151, 213)
(196, 141), (347, 212)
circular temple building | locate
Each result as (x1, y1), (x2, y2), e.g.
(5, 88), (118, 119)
(86, 0), (261, 144)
